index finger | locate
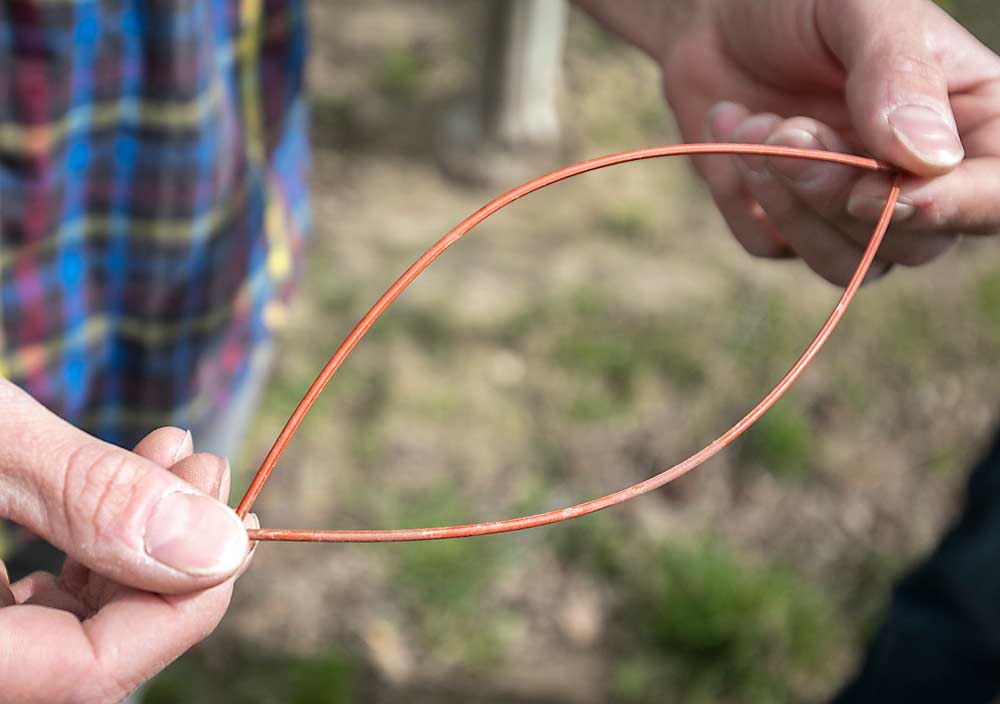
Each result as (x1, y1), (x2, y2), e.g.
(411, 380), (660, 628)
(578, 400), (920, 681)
(847, 157), (1000, 235)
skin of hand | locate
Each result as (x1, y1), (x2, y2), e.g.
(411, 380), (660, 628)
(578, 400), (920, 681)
(0, 378), (257, 703)
(576, 0), (1000, 285)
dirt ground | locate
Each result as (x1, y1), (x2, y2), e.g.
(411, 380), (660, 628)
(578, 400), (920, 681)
(151, 3), (1000, 703)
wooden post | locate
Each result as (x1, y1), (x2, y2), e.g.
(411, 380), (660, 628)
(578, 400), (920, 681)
(438, 0), (569, 183)
(481, 0), (569, 146)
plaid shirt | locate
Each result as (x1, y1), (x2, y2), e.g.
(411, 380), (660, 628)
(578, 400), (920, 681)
(0, 0), (309, 448)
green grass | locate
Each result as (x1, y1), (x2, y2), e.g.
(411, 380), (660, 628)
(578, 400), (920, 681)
(386, 487), (498, 608)
(145, 649), (358, 704)
(598, 203), (658, 245)
(550, 287), (707, 420)
(614, 541), (840, 704)
(721, 283), (802, 380)
(372, 302), (459, 358)
(557, 523), (844, 702)
(374, 46), (428, 100)
(975, 270), (1000, 334)
(741, 403), (815, 481)
(848, 547), (910, 643)
(553, 511), (628, 580)
(380, 486), (507, 667)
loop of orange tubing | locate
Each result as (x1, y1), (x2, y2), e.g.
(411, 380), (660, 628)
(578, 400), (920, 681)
(237, 143), (901, 543)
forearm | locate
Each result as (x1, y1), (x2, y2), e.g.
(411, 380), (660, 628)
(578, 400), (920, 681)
(571, 0), (702, 61)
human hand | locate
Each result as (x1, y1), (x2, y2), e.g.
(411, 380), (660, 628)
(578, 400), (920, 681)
(655, 0), (1000, 284)
(0, 379), (256, 703)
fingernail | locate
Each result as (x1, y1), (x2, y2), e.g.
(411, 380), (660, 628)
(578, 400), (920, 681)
(243, 514), (259, 552)
(234, 513), (260, 578)
(847, 194), (916, 223)
(888, 105), (964, 168)
(706, 101), (741, 141)
(171, 430), (193, 464)
(766, 129), (827, 182)
(732, 114), (782, 174)
(144, 492), (248, 577)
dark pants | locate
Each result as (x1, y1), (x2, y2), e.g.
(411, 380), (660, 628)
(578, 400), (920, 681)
(833, 429), (1000, 703)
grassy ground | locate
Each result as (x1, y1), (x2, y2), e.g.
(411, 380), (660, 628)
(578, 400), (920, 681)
(147, 2), (1000, 702)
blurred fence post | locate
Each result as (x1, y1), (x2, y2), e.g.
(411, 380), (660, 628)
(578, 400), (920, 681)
(438, 0), (569, 183)
(481, 0), (569, 146)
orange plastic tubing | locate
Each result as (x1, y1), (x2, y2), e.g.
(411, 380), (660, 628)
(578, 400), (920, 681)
(236, 143), (901, 543)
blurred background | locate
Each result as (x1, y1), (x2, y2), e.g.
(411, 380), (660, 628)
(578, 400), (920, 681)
(144, 1), (1000, 702)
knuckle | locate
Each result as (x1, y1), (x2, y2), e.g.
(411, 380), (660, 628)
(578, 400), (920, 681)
(61, 442), (141, 544)
(781, 116), (820, 134)
(786, 166), (857, 209)
(886, 49), (943, 82)
(867, 21), (946, 78)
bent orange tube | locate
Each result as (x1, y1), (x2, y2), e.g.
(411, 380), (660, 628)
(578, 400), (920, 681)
(237, 143), (901, 542)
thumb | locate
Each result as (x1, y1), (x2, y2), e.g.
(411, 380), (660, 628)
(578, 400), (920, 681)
(817, 0), (965, 175)
(0, 380), (248, 594)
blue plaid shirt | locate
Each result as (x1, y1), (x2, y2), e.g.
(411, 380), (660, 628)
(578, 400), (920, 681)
(0, 0), (310, 448)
